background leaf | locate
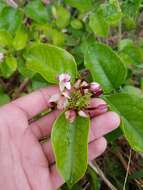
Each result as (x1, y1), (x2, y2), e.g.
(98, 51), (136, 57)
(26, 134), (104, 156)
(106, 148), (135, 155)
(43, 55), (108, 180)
(0, 90), (10, 106)
(25, 43), (77, 83)
(89, 8), (109, 37)
(0, 55), (17, 78)
(0, 30), (12, 47)
(106, 93), (143, 152)
(53, 5), (70, 29)
(0, 7), (22, 34)
(52, 112), (90, 187)
(24, 0), (49, 23)
(65, 0), (92, 11)
(84, 42), (127, 93)
(87, 165), (100, 190)
(13, 27), (28, 50)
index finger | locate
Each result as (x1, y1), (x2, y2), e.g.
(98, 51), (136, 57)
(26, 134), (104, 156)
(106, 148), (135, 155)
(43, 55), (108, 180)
(11, 86), (59, 119)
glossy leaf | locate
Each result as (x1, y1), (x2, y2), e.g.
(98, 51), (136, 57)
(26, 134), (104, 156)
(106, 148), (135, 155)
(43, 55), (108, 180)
(13, 27), (28, 50)
(25, 43), (77, 83)
(101, 0), (122, 25)
(87, 166), (100, 190)
(0, 7), (22, 33)
(89, 8), (109, 37)
(84, 42), (127, 93)
(53, 6), (70, 29)
(51, 112), (90, 187)
(118, 39), (143, 65)
(24, 0), (49, 23)
(0, 2), (6, 13)
(0, 30), (12, 47)
(122, 0), (141, 18)
(106, 93), (143, 152)
(0, 92), (10, 106)
(65, 0), (92, 11)
(0, 55), (17, 78)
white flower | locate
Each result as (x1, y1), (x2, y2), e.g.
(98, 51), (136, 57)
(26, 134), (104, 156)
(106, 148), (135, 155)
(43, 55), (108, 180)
(58, 73), (71, 92)
(0, 53), (4, 62)
(78, 110), (88, 118)
(6, 0), (18, 8)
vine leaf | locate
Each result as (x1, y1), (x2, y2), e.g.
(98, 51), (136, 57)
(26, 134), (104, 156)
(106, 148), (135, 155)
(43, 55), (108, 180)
(51, 112), (90, 187)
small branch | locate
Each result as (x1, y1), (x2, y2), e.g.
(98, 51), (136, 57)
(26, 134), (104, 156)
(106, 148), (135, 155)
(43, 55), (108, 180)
(13, 78), (30, 99)
(123, 149), (132, 190)
(89, 161), (118, 190)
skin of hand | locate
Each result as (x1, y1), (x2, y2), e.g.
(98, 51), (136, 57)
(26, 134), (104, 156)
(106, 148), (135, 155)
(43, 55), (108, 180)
(0, 86), (120, 190)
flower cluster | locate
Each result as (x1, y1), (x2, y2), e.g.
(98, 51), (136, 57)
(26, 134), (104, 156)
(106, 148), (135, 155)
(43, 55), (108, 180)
(49, 73), (108, 123)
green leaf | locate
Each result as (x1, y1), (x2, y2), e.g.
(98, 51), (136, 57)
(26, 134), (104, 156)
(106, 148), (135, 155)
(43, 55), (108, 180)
(122, 0), (141, 18)
(13, 27), (28, 50)
(17, 58), (35, 78)
(118, 40), (143, 65)
(71, 19), (83, 30)
(65, 0), (92, 11)
(53, 5), (70, 29)
(0, 2), (6, 13)
(51, 112), (90, 187)
(101, 0), (122, 26)
(0, 55), (17, 78)
(0, 7), (22, 33)
(25, 43), (77, 83)
(123, 85), (143, 98)
(24, 0), (49, 23)
(0, 30), (12, 47)
(62, 184), (83, 190)
(106, 93), (143, 152)
(0, 92), (10, 106)
(84, 42), (127, 93)
(87, 166), (100, 190)
(129, 169), (143, 180)
(89, 8), (109, 37)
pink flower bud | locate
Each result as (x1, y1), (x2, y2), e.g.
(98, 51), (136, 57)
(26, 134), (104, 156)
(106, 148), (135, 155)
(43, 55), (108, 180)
(90, 82), (102, 96)
(65, 110), (76, 123)
(87, 104), (108, 118)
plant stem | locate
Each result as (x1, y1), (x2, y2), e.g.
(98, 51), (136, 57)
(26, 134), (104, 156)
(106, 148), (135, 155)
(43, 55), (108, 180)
(123, 149), (132, 190)
(89, 161), (118, 190)
(13, 78), (30, 99)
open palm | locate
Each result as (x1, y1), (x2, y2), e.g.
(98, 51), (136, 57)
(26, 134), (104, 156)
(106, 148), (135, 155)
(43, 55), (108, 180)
(0, 86), (120, 190)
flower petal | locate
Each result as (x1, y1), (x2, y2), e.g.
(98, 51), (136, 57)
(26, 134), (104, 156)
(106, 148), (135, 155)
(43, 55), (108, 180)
(78, 110), (88, 118)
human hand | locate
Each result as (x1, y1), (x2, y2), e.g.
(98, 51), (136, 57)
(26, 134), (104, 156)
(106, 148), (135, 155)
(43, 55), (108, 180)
(0, 86), (120, 190)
